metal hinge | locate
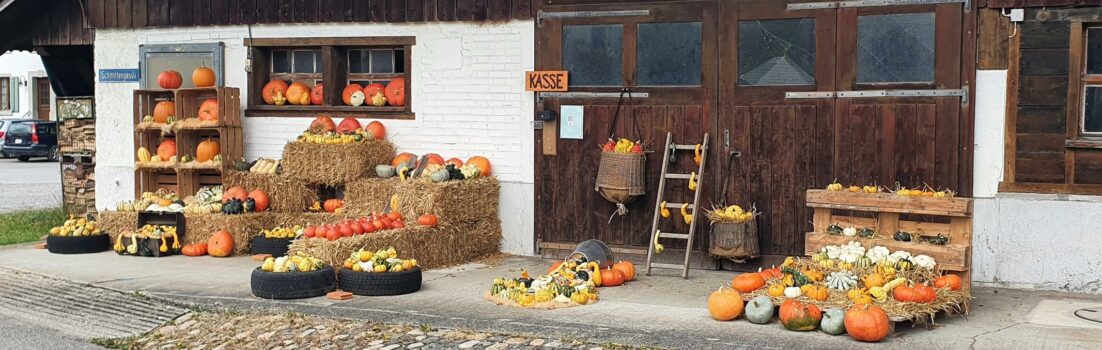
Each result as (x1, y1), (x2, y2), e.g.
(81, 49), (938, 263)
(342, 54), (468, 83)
(786, 88), (969, 104)
(788, 0), (970, 12)
(537, 91), (649, 103)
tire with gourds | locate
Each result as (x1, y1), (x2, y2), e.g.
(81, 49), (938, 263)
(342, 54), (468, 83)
(249, 236), (293, 257)
(250, 266), (337, 299)
(338, 267), (422, 296)
(46, 234), (111, 254)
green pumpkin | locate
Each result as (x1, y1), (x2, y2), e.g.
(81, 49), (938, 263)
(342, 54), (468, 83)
(826, 224), (844, 235)
(744, 296), (775, 324)
(821, 308), (847, 335)
(375, 165), (397, 178)
(858, 228), (876, 238)
(893, 231), (912, 242)
(430, 170), (451, 183)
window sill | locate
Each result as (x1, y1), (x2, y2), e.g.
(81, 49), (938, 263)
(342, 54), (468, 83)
(245, 105), (414, 120)
(998, 181), (1102, 196)
(1065, 138), (1102, 149)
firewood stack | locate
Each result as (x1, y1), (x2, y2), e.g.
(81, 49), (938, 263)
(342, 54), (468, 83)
(60, 119), (96, 154)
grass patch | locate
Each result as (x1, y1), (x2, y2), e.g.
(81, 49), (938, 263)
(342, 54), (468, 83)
(0, 207), (64, 245)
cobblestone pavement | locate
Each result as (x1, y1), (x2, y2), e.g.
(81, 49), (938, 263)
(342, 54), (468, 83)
(109, 311), (656, 350)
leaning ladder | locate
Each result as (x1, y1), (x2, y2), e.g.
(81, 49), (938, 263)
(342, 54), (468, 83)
(645, 132), (708, 279)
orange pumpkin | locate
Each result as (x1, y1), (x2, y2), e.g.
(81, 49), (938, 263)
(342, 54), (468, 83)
(286, 82), (311, 105)
(732, 272), (767, 293)
(247, 190), (269, 212)
(342, 83), (364, 105)
(707, 287), (745, 321)
(323, 199), (344, 213)
(222, 186), (248, 203)
(181, 243), (208, 256)
(207, 230), (234, 257)
(152, 100), (175, 123)
(933, 274), (963, 291)
(198, 98), (219, 122)
(600, 268), (625, 287)
(157, 139), (177, 160)
(423, 153), (445, 166)
(310, 83), (325, 105)
(262, 80), (290, 104)
(366, 121), (386, 140)
(192, 66), (216, 87)
(547, 261), (563, 274)
(384, 78), (406, 106)
(445, 158), (463, 167)
(779, 299), (822, 331)
(363, 83), (385, 101)
(392, 152), (416, 167)
(196, 138), (220, 162)
(845, 304), (892, 342)
(336, 117), (362, 134)
(758, 267), (782, 280)
(613, 260), (636, 282)
(416, 214), (439, 227)
(465, 156), (492, 176)
(157, 70), (182, 89)
(309, 115), (337, 133)
(893, 284), (935, 303)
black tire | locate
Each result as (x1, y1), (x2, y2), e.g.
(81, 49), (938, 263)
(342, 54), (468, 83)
(47, 147), (59, 162)
(338, 267), (422, 296)
(249, 236), (293, 256)
(17, 156), (29, 162)
(46, 234), (111, 254)
(251, 266), (337, 299)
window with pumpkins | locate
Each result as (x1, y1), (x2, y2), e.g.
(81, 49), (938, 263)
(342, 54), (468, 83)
(245, 37), (413, 119)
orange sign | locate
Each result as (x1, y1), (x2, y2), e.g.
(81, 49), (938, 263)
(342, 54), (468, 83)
(525, 71), (569, 92)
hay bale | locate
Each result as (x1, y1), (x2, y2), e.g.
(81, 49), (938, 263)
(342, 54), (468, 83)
(344, 177), (400, 214)
(281, 140), (396, 186)
(269, 212), (361, 227)
(224, 171), (317, 213)
(393, 177), (500, 223)
(288, 217), (502, 269)
(183, 213), (273, 255)
(98, 211), (139, 237)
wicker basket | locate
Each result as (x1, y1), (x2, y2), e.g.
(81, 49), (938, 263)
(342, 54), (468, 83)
(710, 220), (759, 262)
(595, 152), (646, 204)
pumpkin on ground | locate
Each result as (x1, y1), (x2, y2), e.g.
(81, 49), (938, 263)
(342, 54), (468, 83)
(744, 296), (775, 324)
(845, 304), (892, 342)
(707, 288), (745, 321)
(613, 261), (636, 282)
(262, 80), (290, 104)
(153, 100), (175, 123)
(336, 117), (362, 134)
(310, 83), (324, 105)
(157, 139), (177, 160)
(384, 78), (406, 106)
(600, 268), (625, 287)
(286, 82), (311, 105)
(248, 190), (270, 212)
(196, 139), (220, 162)
(392, 152), (416, 167)
(192, 66), (216, 87)
(366, 121), (386, 140)
(465, 156), (493, 176)
(198, 98), (219, 122)
(207, 230), (234, 257)
(342, 83), (365, 105)
(732, 272), (767, 293)
(779, 299), (822, 331)
(181, 243), (208, 257)
(821, 308), (847, 335)
(222, 186), (248, 203)
(309, 116), (337, 134)
(158, 70), (182, 89)
(934, 274), (963, 291)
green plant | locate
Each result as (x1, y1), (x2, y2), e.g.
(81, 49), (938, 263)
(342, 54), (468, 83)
(0, 208), (65, 245)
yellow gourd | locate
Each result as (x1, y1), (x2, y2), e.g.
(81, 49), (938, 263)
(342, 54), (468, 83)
(159, 236), (168, 253)
(768, 284), (786, 297)
(688, 172), (698, 191)
(660, 201), (670, 218)
(693, 144), (702, 166)
(589, 262), (603, 286)
(681, 204), (692, 224)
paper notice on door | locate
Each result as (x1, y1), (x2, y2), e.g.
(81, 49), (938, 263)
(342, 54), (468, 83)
(560, 105), (584, 139)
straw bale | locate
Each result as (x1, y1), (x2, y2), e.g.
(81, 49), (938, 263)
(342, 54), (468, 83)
(393, 177), (500, 223)
(224, 171), (317, 213)
(344, 177), (400, 214)
(98, 211), (139, 237)
(288, 217), (502, 269)
(281, 140), (396, 186)
(268, 212), (362, 227)
(182, 213), (273, 255)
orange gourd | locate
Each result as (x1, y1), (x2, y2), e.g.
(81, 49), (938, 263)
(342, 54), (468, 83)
(323, 199), (344, 213)
(732, 272), (767, 293)
(286, 82), (311, 105)
(195, 138), (220, 162)
(366, 121), (386, 140)
(247, 190), (269, 212)
(363, 83), (385, 101)
(198, 98), (219, 122)
(310, 83), (325, 105)
(612, 260), (636, 282)
(779, 299), (822, 331)
(207, 230), (234, 257)
(342, 83), (364, 105)
(933, 274), (963, 291)
(844, 304), (892, 342)
(801, 284), (830, 301)
(600, 268), (625, 287)
(157, 70), (182, 89)
(445, 158), (463, 167)
(181, 243), (207, 256)
(707, 287), (745, 321)
(156, 139), (177, 160)
(336, 117), (362, 134)
(152, 101), (175, 123)
(423, 153), (445, 166)
(192, 66), (216, 87)
(758, 267), (782, 280)
(465, 156), (492, 176)
(416, 214), (439, 227)
(384, 78), (406, 106)
(262, 80), (289, 104)
(309, 115), (337, 133)
(221, 186), (248, 203)
(392, 152), (416, 167)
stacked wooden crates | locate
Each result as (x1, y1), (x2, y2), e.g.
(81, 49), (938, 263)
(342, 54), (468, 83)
(133, 87), (243, 198)
(59, 98), (98, 217)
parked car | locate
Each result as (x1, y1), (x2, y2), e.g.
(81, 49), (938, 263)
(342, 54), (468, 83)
(2, 120), (59, 162)
(0, 118), (27, 158)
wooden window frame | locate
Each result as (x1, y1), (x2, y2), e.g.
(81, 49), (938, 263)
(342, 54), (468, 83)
(0, 77), (10, 113)
(244, 37), (415, 119)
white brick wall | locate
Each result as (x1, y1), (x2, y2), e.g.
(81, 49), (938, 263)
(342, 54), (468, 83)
(94, 22), (537, 255)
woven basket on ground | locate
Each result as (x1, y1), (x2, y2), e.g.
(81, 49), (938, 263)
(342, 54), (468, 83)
(710, 220), (759, 262)
(594, 152), (646, 204)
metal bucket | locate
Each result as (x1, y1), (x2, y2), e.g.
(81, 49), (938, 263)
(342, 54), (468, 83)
(569, 239), (615, 268)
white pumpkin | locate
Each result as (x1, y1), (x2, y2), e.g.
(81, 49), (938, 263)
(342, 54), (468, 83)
(784, 286), (802, 298)
(912, 254), (937, 269)
(349, 91), (366, 106)
(842, 227), (857, 237)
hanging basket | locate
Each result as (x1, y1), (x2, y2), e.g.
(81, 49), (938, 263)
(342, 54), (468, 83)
(595, 152), (647, 204)
(709, 220), (759, 262)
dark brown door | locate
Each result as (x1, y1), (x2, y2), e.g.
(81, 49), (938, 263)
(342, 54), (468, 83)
(35, 77), (50, 120)
(719, 0), (970, 262)
(534, 1), (718, 257)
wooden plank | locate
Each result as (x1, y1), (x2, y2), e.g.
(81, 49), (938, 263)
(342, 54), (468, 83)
(978, 8), (1010, 69)
(438, 0), (456, 21)
(244, 37), (416, 47)
(804, 234), (970, 271)
(1018, 75), (1069, 106)
(822, 215), (952, 235)
(511, 0), (532, 20)
(1000, 180), (1102, 194)
(1005, 29), (1021, 187)
(278, 0), (294, 22)
(297, 0), (319, 23)
(117, 0), (133, 28)
(1067, 22), (1084, 187)
(170, 0), (193, 26)
(387, 0), (407, 21)
(878, 213), (900, 237)
(104, 0), (117, 28)
(1015, 133), (1067, 153)
(352, 0), (372, 21)
(1017, 107), (1067, 133)
(1019, 49), (1069, 75)
(1020, 19), (1070, 50)
(240, 0), (257, 24)
(487, 0), (508, 21)
(1015, 153), (1066, 183)
(805, 190), (973, 217)
(370, 0), (387, 22)
(1073, 149), (1102, 184)
(407, 0), (425, 21)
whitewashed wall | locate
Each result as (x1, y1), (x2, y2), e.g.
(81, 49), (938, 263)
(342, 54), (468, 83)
(0, 51), (48, 119)
(972, 69), (1102, 294)
(94, 22), (537, 255)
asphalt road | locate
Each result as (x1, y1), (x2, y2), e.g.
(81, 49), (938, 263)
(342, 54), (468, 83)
(0, 158), (62, 213)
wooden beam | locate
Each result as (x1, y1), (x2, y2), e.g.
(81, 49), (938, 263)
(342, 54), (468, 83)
(243, 36), (416, 47)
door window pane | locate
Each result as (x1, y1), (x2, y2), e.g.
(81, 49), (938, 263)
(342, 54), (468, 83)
(857, 13), (935, 83)
(1085, 86), (1102, 133)
(1087, 28), (1102, 75)
(563, 24), (623, 86)
(738, 19), (816, 86)
(637, 22), (702, 86)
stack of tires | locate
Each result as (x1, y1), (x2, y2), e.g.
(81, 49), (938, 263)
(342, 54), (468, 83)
(250, 266), (423, 299)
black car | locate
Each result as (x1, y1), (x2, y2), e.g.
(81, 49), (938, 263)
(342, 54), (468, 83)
(2, 120), (58, 162)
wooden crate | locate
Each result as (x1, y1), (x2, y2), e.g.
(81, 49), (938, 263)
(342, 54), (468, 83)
(134, 130), (178, 170)
(60, 119), (96, 154)
(174, 87), (242, 127)
(132, 90), (176, 127)
(804, 190), (974, 295)
(135, 169), (180, 197)
(178, 169), (226, 197)
(61, 154), (96, 217)
(175, 126), (243, 172)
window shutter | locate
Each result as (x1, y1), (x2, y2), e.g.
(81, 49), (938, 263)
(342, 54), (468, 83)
(9, 77), (18, 113)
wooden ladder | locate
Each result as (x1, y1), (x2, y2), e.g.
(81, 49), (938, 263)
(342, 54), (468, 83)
(645, 132), (708, 279)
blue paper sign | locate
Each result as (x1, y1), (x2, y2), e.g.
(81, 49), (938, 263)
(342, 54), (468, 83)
(560, 105), (584, 139)
(98, 69), (141, 83)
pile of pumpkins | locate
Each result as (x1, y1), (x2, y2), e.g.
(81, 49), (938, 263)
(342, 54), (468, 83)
(341, 247), (419, 273)
(180, 229), (235, 258)
(137, 138), (222, 166)
(300, 211), (439, 241)
(260, 79), (406, 107)
(376, 152), (493, 183)
(298, 116), (386, 144)
(220, 186), (269, 214)
(708, 290), (892, 342)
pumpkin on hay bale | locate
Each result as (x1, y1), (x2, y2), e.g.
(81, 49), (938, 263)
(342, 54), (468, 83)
(224, 170), (318, 213)
(392, 177), (500, 224)
(281, 139), (395, 186)
(344, 178), (400, 214)
(288, 217), (502, 269)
